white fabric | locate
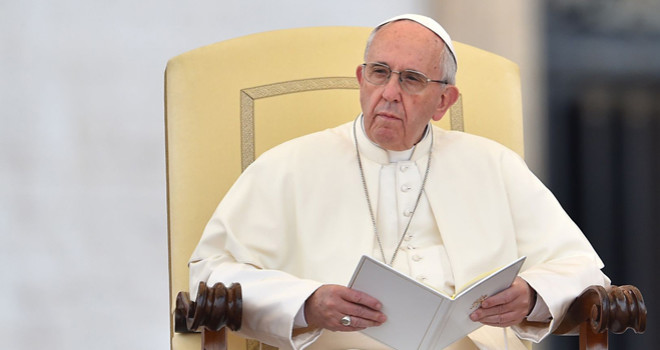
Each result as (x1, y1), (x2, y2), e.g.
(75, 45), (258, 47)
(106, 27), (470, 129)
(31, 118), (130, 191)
(364, 121), (457, 295)
(526, 293), (552, 323)
(189, 116), (609, 349)
(378, 14), (457, 66)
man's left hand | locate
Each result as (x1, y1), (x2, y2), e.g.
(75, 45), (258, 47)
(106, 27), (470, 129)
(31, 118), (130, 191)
(469, 277), (536, 327)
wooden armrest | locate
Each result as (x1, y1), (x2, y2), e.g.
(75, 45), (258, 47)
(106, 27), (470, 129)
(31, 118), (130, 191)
(553, 285), (646, 349)
(172, 283), (646, 350)
(174, 281), (243, 333)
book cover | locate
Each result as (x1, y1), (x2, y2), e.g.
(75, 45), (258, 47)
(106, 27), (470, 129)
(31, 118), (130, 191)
(347, 255), (526, 350)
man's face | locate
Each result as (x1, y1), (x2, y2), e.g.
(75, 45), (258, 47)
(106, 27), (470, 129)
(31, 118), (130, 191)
(356, 20), (458, 151)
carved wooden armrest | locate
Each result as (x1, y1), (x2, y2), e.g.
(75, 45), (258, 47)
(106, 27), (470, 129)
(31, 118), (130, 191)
(553, 285), (646, 349)
(172, 283), (646, 350)
(174, 281), (242, 333)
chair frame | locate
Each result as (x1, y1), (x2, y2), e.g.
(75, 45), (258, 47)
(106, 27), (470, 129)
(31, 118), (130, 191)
(173, 282), (646, 350)
(165, 26), (646, 350)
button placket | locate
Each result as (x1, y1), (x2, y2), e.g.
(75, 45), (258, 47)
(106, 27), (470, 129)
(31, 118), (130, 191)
(397, 162), (420, 223)
(396, 162), (422, 248)
(404, 236), (428, 283)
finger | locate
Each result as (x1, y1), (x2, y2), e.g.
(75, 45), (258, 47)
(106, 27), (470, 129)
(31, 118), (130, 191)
(476, 310), (524, 327)
(336, 287), (387, 325)
(331, 309), (388, 331)
(470, 300), (528, 326)
(336, 315), (378, 331)
(480, 289), (514, 309)
(327, 307), (386, 332)
(305, 285), (386, 331)
(341, 288), (383, 312)
(337, 313), (386, 329)
(341, 301), (387, 324)
(481, 277), (527, 309)
(470, 303), (506, 322)
(486, 277), (534, 309)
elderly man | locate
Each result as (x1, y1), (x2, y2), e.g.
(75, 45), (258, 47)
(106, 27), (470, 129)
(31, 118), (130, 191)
(189, 14), (608, 350)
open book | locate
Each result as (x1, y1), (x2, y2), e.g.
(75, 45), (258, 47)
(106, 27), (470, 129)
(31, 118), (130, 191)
(347, 255), (526, 350)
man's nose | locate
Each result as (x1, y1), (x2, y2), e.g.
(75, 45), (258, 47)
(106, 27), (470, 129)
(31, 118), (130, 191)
(381, 72), (402, 102)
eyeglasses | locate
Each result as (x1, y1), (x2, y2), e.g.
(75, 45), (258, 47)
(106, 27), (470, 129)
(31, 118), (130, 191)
(361, 62), (449, 94)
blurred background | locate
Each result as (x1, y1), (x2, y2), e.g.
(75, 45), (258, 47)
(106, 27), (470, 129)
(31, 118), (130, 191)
(1, 0), (657, 349)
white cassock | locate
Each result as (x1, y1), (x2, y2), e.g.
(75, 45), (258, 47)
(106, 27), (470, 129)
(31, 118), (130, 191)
(189, 115), (609, 349)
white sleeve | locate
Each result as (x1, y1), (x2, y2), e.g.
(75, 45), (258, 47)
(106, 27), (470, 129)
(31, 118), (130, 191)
(189, 254), (323, 349)
(499, 150), (610, 341)
(294, 304), (309, 328)
(188, 157), (324, 349)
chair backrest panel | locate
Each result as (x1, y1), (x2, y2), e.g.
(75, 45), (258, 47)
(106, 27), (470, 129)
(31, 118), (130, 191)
(165, 26), (523, 349)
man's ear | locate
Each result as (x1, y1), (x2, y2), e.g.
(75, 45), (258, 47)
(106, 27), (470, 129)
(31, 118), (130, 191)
(432, 85), (460, 122)
(356, 64), (364, 84)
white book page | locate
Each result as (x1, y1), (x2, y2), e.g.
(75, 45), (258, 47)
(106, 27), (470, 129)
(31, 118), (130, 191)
(429, 256), (526, 349)
(348, 255), (526, 350)
(348, 256), (450, 350)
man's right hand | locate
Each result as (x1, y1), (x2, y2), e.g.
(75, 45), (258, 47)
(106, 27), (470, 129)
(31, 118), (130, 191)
(304, 284), (387, 331)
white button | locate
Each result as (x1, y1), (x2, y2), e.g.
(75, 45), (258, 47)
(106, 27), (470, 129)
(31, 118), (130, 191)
(400, 165), (409, 172)
(412, 254), (422, 262)
(416, 275), (427, 282)
(403, 209), (413, 217)
(401, 184), (412, 192)
(404, 234), (413, 241)
(407, 245), (415, 250)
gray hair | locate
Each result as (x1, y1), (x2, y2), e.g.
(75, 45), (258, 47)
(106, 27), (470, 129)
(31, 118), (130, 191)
(363, 21), (457, 85)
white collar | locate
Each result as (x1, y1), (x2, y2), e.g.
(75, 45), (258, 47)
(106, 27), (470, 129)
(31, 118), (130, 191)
(355, 114), (432, 165)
